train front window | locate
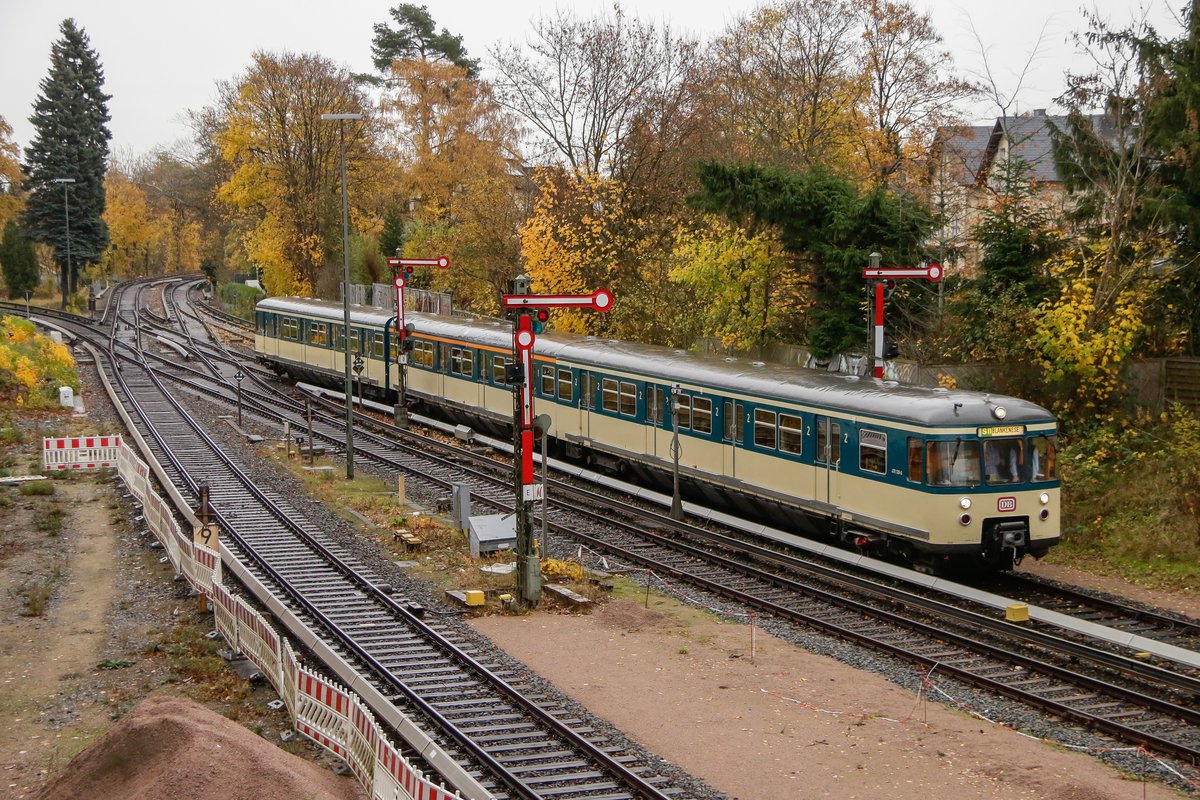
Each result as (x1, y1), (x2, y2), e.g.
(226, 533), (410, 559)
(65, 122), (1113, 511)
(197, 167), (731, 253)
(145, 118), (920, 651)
(1028, 435), (1058, 481)
(983, 439), (1024, 485)
(926, 440), (980, 486)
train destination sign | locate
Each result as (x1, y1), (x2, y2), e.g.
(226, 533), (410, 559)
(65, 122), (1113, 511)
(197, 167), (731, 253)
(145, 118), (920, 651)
(978, 425), (1026, 438)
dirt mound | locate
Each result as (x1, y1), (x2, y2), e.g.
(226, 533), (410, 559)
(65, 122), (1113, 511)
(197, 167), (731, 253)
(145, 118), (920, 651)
(34, 694), (362, 800)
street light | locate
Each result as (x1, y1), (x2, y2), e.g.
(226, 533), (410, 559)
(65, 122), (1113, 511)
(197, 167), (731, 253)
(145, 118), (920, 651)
(321, 112), (362, 480)
(51, 178), (75, 307)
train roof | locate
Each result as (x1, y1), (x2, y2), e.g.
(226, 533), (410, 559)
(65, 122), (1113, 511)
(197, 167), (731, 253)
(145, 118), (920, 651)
(257, 295), (1055, 429)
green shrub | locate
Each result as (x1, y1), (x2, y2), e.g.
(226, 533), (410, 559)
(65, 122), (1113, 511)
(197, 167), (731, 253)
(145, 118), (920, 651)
(19, 480), (54, 496)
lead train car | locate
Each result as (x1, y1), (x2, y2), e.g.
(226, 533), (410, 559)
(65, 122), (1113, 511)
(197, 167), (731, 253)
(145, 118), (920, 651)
(256, 296), (1061, 570)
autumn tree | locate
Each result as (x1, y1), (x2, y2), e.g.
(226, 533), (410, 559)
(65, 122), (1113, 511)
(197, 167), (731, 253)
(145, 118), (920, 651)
(212, 51), (381, 296)
(22, 18), (111, 306)
(382, 55), (528, 312)
(702, 0), (862, 172)
(857, 0), (976, 184)
(491, 5), (697, 177)
(0, 117), (22, 233)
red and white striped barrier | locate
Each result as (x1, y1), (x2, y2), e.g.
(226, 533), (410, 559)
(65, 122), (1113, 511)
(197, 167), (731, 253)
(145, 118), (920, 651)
(114, 438), (466, 800)
(42, 435), (121, 470)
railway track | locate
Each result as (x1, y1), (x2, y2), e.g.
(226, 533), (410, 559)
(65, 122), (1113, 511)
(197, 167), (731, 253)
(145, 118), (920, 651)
(11, 279), (1200, 791)
(24, 285), (692, 800)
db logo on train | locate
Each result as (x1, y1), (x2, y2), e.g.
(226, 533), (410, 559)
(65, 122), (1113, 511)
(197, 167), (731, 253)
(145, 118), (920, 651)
(997, 497), (1017, 512)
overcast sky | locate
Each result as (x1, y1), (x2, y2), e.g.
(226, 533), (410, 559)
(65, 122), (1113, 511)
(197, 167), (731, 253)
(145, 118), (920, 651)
(0, 0), (1185, 158)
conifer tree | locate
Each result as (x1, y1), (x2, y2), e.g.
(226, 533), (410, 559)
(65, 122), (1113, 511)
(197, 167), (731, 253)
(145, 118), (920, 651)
(22, 18), (111, 306)
(0, 220), (39, 299)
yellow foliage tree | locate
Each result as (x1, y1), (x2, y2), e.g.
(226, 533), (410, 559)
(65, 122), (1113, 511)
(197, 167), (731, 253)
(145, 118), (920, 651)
(1033, 241), (1167, 417)
(0, 116), (22, 234)
(668, 217), (790, 350)
(214, 51), (383, 297)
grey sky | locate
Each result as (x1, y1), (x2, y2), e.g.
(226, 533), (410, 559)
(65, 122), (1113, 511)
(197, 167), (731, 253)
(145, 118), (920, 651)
(0, 0), (1184, 158)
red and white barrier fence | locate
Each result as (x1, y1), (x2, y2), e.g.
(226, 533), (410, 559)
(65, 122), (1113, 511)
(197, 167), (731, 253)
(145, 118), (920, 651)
(42, 435), (121, 470)
(114, 439), (465, 800)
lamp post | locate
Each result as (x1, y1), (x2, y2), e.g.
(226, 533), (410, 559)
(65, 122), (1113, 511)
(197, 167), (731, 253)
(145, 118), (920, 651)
(51, 178), (75, 307)
(321, 112), (362, 480)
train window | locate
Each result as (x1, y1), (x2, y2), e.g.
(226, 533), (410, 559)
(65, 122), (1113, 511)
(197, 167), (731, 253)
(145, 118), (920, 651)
(620, 382), (637, 416)
(492, 354), (512, 384)
(280, 317), (299, 340)
(582, 372), (596, 410)
(412, 340), (435, 368)
(754, 409), (777, 449)
(1028, 435), (1058, 481)
(308, 322), (328, 346)
(817, 418), (840, 464)
(389, 337), (398, 362)
(723, 401), (744, 444)
(541, 365), (555, 396)
(926, 440), (980, 486)
(907, 438), (923, 482)
(450, 347), (474, 377)
(372, 333), (385, 359)
(983, 439), (1024, 485)
(332, 325), (345, 350)
(692, 397), (713, 434)
(558, 369), (573, 402)
(859, 429), (887, 475)
(675, 393), (692, 430)
(439, 344), (451, 371)
(350, 331), (361, 354)
(779, 413), (803, 454)
(602, 378), (619, 413)
(255, 312), (266, 335)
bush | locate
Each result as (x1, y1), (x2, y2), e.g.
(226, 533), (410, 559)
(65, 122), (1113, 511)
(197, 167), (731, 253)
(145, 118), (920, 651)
(217, 282), (265, 322)
(0, 316), (79, 408)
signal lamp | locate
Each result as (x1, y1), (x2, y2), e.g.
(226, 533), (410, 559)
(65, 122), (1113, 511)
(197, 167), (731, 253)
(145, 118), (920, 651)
(1039, 509), (1050, 521)
(958, 513), (971, 526)
(531, 308), (550, 334)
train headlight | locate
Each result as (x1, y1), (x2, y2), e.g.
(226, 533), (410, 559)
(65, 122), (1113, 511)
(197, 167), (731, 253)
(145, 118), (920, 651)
(992, 405), (1007, 420)
(1039, 492), (1050, 505)
(959, 497), (972, 510)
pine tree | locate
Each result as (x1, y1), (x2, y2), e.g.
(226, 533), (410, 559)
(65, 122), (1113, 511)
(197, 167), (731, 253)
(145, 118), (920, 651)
(22, 18), (111, 307)
(370, 4), (479, 80)
(379, 203), (407, 262)
(0, 220), (39, 299)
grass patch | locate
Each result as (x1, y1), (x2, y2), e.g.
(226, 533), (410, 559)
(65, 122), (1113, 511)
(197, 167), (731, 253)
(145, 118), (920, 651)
(144, 618), (253, 709)
(17, 577), (55, 616)
(21, 479), (55, 497)
(35, 506), (66, 536)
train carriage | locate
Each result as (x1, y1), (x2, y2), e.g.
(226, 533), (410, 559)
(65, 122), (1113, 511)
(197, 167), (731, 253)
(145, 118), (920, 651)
(255, 296), (1060, 571)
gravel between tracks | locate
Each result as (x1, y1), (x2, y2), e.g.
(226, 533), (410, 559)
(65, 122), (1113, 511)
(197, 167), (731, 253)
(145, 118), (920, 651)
(10, 347), (1198, 800)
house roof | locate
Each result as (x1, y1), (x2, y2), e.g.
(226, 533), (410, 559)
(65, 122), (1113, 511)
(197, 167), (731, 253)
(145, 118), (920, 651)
(935, 125), (994, 186)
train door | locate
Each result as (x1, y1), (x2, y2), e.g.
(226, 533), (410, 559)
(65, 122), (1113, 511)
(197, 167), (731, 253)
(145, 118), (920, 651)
(579, 371), (595, 440)
(646, 385), (666, 457)
(813, 415), (842, 507)
(722, 399), (744, 478)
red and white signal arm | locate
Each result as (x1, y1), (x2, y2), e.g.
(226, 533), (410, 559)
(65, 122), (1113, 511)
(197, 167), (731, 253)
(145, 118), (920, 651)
(862, 262), (942, 282)
(387, 256), (450, 269)
(502, 288), (614, 312)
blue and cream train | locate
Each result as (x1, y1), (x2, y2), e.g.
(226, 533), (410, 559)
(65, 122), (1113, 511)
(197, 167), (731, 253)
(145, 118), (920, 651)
(255, 296), (1061, 570)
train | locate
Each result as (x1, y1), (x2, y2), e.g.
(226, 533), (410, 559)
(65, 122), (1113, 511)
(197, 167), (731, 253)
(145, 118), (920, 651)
(254, 295), (1060, 571)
